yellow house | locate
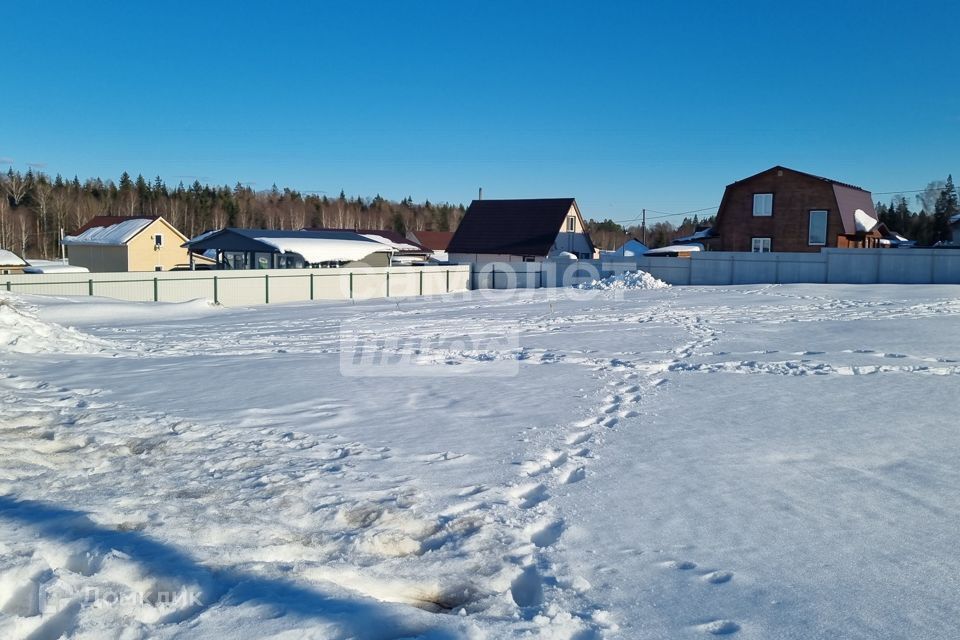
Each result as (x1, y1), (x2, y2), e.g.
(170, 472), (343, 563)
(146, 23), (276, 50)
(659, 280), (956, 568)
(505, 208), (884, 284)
(63, 216), (210, 272)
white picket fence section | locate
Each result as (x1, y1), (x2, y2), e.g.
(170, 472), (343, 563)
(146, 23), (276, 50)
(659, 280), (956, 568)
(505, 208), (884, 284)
(2, 265), (472, 306)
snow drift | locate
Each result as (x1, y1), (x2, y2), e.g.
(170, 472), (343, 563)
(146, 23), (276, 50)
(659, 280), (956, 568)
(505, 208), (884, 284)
(0, 294), (113, 354)
(576, 270), (670, 291)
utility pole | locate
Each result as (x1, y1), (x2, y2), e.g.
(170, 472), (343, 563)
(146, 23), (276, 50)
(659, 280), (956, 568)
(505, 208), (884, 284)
(641, 209), (646, 245)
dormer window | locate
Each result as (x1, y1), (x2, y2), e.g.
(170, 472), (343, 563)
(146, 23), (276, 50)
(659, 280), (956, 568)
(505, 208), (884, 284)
(753, 193), (773, 216)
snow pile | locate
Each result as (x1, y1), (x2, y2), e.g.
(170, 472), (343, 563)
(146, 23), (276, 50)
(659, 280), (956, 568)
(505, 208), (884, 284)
(576, 270), (670, 290)
(0, 294), (113, 354)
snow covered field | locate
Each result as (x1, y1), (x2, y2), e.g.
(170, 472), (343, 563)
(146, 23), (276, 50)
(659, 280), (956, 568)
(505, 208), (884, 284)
(2, 281), (960, 639)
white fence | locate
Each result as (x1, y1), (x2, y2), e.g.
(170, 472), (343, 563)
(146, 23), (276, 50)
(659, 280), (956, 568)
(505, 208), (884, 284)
(469, 248), (960, 289)
(6, 250), (958, 306)
(2, 265), (472, 306)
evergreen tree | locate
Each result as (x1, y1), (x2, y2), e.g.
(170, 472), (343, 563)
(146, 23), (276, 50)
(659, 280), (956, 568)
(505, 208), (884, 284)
(933, 175), (958, 244)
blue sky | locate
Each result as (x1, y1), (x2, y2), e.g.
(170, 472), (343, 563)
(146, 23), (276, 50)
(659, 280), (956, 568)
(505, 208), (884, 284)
(3, 0), (958, 224)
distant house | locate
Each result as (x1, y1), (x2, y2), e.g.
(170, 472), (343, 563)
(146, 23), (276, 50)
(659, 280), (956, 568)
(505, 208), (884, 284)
(612, 238), (649, 257)
(306, 228), (432, 265)
(183, 228), (392, 269)
(0, 249), (27, 275)
(709, 166), (910, 252)
(406, 230), (454, 261)
(63, 216), (208, 272)
(447, 198), (595, 263)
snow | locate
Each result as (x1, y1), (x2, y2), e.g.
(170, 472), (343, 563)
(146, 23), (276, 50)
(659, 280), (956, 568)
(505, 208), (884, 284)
(0, 250), (27, 266)
(63, 218), (153, 246)
(2, 284), (960, 638)
(576, 270), (670, 290)
(253, 236), (390, 264)
(854, 208), (879, 233)
(643, 244), (702, 255)
(22, 260), (89, 274)
(360, 234), (424, 252)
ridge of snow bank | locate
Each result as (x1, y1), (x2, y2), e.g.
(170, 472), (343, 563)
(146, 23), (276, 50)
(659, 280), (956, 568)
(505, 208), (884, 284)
(576, 270), (670, 291)
(0, 294), (114, 354)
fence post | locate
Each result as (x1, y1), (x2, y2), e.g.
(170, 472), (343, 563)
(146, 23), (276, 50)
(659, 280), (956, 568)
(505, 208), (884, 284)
(88, 279), (94, 296)
(349, 272), (354, 299)
(213, 276), (219, 304)
(419, 270), (424, 296)
(153, 277), (158, 302)
(386, 270), (390, 297)
(5, 281), (10, 292)
(264, 273), (270, 304)
(446, 269), (450, 293)
(309, 273), (314, 300)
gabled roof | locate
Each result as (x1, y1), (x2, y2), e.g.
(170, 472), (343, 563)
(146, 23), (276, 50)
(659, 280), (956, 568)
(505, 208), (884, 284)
(447, 198), (590, 256)
(183, 228), (389, 264)
(63, 217), (157, 246)
(72, 215), (157, 235)
(409, 230), (454, 251)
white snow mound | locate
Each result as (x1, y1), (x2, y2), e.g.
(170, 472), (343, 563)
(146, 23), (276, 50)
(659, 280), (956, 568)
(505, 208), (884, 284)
(0, 294), (114, 354)
(576, 270), (670, 291)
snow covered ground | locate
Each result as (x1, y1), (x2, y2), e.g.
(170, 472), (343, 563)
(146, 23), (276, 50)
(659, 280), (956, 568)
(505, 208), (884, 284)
(2, 281), (960, 639)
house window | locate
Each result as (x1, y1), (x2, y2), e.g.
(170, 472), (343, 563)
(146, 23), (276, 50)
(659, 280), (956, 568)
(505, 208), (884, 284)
(753, 193), (773, 217)
(522, 256), (537, 262)
(751, 237), (771, 253)
(153, 233), (164, 248)
(808, 210), (828, 246)
(567, 217), (575, 232)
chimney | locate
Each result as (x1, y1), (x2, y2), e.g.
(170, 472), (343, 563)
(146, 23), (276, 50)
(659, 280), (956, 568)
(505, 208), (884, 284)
(478, 187), (483, 201)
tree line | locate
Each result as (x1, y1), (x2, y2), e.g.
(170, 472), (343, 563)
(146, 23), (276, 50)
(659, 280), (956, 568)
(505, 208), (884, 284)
(585, 215), (715, 250)
(875, 176), (957, 246)
(0, 169), (465, 259)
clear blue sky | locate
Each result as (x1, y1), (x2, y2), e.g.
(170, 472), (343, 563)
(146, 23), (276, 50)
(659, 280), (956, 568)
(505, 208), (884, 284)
(3, 0), (958, 225)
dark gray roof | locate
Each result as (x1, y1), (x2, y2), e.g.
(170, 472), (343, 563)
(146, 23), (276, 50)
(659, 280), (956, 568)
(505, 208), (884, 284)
(447, 198), (591, 256)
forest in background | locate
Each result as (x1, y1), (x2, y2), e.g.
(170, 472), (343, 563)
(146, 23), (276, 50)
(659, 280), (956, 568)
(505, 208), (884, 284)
(0, 169), (956, 259)
(0, 171), (465, 259)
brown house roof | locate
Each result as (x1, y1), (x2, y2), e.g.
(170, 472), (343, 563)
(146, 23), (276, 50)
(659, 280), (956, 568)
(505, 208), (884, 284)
(447, 198), (591, 256)
(409, 230), (454, 251)
(72, 215), (157, 235)
(728, 166), (867, 193)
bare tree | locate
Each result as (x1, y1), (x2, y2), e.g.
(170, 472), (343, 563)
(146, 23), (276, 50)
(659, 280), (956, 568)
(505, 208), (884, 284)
(3, 170), (30, 206)
(32, 176), (53, 257)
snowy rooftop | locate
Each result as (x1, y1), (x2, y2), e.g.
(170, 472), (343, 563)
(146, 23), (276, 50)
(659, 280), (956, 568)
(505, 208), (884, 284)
(185, 228), (391, 264)
(63, 218), (154, 246)
(0, 249), (27, 266)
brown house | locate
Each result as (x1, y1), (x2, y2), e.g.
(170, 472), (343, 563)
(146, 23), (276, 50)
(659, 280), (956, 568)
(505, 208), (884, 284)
(709, 166), (906, 253)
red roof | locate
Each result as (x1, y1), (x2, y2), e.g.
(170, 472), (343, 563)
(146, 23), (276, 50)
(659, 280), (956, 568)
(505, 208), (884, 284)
(72, 215), (156, 235)
(409, 230), (454, 251)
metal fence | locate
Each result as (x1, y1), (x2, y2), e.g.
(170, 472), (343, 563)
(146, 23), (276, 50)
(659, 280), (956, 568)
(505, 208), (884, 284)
(467, 249), (960, 289)
(2, 265), (473, 306)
